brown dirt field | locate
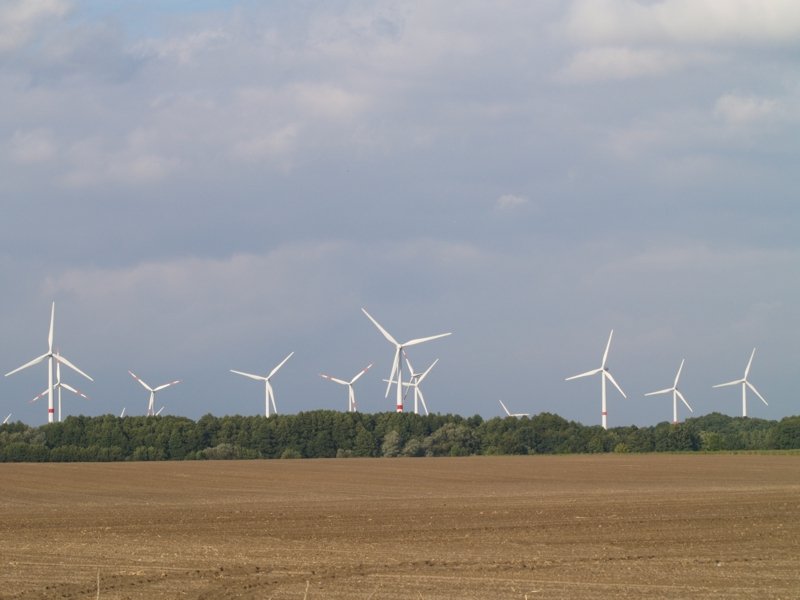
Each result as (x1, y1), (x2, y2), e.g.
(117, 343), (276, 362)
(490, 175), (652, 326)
(0, 455), (798, 599)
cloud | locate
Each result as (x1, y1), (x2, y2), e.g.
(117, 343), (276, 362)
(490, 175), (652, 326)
(7, 128), (56, 163)
(564, 0), (800, 45)
(495, 194), (528, 211)
(714, 93), (781, 125)
(63, 130), (180, 187)
(135, 29), (228, 65)
(0, 0), (69, 53)
(558, 46), (695, 82)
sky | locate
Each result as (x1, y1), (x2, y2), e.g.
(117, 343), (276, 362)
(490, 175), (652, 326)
(1, 0), (798, 427)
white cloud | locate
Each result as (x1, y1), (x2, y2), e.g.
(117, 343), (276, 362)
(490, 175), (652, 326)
(0, 0), (69, 53)
(495, 194), (528, 211)
(558, 46), (692, 82)
(230, 124), (299, 168)
(564, 0), (800, 45)
(63, 131), (180, 187)
(714, 93), (781, 125)
(135, 29), (228, 65)
(8, 129), (57, 163)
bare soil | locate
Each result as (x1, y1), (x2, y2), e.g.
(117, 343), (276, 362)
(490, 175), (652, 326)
(0, 455), (798, 599)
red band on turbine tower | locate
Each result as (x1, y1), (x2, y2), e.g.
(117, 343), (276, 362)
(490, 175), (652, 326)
(48, 408), (55, 414)
(601, 411), (608, 416)
(396, 404), (403, 413)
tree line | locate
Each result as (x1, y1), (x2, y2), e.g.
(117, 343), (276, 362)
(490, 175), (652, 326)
(0, 411), (798, 462)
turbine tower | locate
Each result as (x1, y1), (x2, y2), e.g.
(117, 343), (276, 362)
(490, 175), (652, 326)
(320, 363), (373, 412)
(5, 302), (93, 423)
(128, 370), (181, 416)
(30, 353), (89, 422)
(499, 399), (529, 418)
(230, 352), (294, 417)
(713, 348), (767, 417)
(644, 359), (693, 424)
(565, 329), (626, 430)
(361, 308), (451, 413)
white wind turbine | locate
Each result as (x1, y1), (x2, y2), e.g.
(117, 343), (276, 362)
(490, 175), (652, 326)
(5, 302), (93, 423)
(713, 348), (767, 417)
(402, 355), (439, 415)
(320, 363), (373, 412)
(644, 359), (693, 424)
(128, 371), (181, 416)
(362, 308), (451, 413)
(30, 353), (89, 422)
(499, 399), (529, 418)
(565, 330), (626, 430)
(230, 352), (294, 417)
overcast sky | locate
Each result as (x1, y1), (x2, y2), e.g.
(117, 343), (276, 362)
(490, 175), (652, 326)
(1, 0), (798, 427)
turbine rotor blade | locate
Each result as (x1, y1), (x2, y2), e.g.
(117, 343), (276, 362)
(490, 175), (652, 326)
(713, 379), (743, 388)
(418, 389), (429, 415)
(349, 363), (373, 384)
(676, 389), (693, 412)
(361, 308), (399, 345)
(268, 352), (294, 379)
(418, 358), (439, 382)
(565, 367), (602, 381)
(129, 370), (153, 392)
(29, 389), (49, 403)
(60, 382), (89, 399)
(746, 381), (768, 406)
(48, 302), (55, 351)
(320, 374), (348, 386)
(498, 400), (511, 416)
(5, 352), (49, 377)
(230, 369), (267, 382)
(55, 354), (93, 381)
(404, 332), (452, 347)
(674, 359), (685, 387)
(605, 371), (626, 398)
(645, 387), (672, 397)
(744, 348), (756, 378)
(385, 348), (400, 398)
(601, 330), (614, 367)
(403, 353), (414, 376)
(154, 380), (181, 392)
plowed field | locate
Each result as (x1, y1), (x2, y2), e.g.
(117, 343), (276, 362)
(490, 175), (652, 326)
(0, 455), (798, 599)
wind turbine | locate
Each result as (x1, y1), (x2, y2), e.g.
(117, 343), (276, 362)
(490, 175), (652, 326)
(128, 371), (181, 416)
(713, 348), (767, 417)
(361, 308), (451, 413)
(644, 359), (693, 424)
(230, 352), (294, 417)
(320, 363), (373, 412)
(565, 330), (626, 430)
(5, 302), (93, 423)
(402, 355), (439, 415)
(499, 399), (529, 418)
(30, 353), (89, 422)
